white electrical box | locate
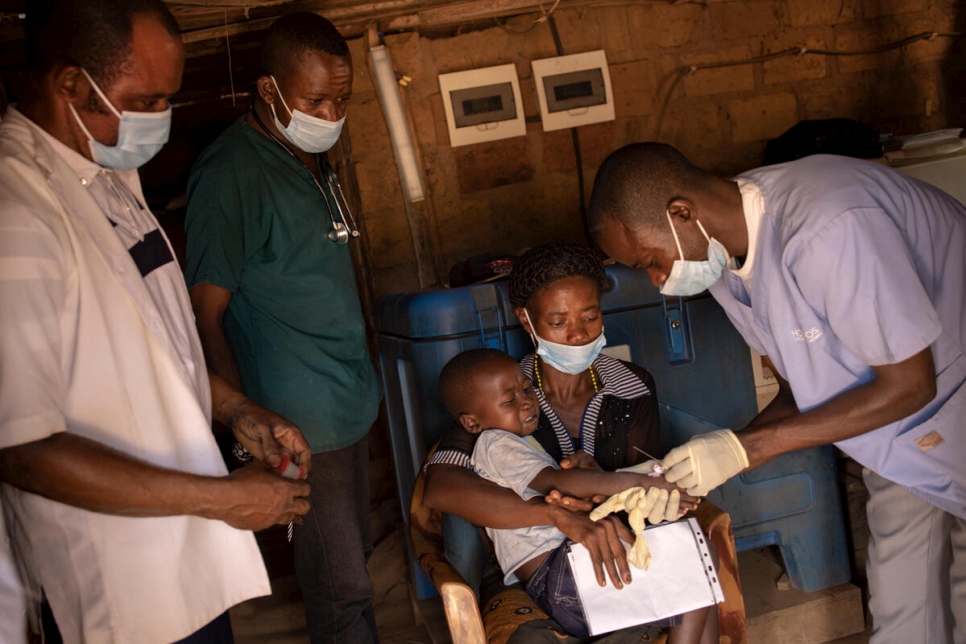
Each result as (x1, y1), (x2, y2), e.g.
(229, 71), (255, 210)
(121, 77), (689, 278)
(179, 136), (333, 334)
(531, 50), (615, 132)
(437, 64), (527, 147)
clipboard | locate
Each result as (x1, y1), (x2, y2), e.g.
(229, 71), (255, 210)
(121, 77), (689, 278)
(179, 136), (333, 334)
(566, 518), (724, 636)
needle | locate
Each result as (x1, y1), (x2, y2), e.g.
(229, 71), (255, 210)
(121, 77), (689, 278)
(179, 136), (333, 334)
(632, 446), (667, 477)
(632, 446), (660, 461)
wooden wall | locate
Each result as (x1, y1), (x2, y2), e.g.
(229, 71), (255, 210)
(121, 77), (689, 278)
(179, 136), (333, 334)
(5, 0), (957, 303)
(338, 0), (963, 298)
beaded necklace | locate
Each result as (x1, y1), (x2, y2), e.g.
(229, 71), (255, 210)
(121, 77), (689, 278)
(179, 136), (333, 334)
(533, 357), (600, 394)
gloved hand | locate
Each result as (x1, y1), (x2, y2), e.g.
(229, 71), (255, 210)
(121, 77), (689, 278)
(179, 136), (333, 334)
(662, 429), (749, 497)
(589, 485), (681, 525)
(625, 494), (652, 570)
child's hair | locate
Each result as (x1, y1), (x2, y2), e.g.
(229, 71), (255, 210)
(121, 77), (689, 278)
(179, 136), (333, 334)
(439, 348), (516, 418)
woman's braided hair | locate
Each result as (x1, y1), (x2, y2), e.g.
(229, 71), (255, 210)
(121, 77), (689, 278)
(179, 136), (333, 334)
(508, 243), (608, 308)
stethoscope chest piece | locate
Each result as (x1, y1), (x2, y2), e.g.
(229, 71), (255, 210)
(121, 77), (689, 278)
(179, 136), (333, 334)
(328, 222), (350, 244)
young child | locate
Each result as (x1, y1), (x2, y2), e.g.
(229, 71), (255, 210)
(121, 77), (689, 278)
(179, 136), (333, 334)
(438, 349), (718, 642)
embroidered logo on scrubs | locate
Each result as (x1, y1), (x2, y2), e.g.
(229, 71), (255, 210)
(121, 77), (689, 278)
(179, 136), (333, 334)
(914, 431), (944, 452)
(791, 327), (823, 343)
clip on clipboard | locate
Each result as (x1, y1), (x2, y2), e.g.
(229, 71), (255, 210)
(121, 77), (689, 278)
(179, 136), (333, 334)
(567, 518), (724, 636)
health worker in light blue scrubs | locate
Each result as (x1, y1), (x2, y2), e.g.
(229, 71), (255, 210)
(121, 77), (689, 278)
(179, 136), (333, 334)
(590, 142), (966, 644)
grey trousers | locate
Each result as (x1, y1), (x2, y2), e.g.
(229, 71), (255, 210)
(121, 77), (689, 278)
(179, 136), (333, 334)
(865, 468), (966, 643)
(294, 435), (378, 644)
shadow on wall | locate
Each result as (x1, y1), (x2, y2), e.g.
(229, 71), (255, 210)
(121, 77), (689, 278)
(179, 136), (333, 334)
(943, 6), (966, 124)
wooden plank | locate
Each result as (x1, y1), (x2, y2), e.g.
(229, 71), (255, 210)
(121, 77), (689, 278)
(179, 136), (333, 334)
(177, 0), (556, 48)
(168, 0), (289, 6)
(414, 0), (552, 24)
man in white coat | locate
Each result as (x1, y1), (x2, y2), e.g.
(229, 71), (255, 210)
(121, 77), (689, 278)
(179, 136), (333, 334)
(0, 0), (313, 641)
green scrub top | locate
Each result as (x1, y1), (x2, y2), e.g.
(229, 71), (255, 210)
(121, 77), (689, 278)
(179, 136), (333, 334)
(184, 117), (381, 453)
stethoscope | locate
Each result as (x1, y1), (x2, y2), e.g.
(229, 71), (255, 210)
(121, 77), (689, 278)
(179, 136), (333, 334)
(250, 104), (359, 244)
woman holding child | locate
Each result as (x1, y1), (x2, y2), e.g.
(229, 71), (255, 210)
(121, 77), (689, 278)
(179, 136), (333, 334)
(423, 243), (731, 643)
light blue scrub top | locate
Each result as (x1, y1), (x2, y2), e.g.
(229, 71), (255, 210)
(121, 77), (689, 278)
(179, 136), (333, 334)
(709, 155), (966, 518)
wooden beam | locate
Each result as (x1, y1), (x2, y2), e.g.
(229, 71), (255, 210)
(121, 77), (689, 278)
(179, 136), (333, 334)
(167, 0), (289, 6)
(177, 0), (561, 51)
(413, 0), (551, 24)
(181, 16), (276, 44)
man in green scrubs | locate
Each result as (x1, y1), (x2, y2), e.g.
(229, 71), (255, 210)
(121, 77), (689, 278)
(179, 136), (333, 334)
(184, 12), (382, 643)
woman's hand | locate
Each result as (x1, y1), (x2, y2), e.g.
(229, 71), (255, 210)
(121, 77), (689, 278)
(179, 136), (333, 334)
(549, 506), (635, 588)
(559, 450), (603, 472)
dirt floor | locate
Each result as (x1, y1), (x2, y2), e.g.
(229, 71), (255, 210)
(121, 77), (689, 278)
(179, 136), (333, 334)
(230, 453), (434, 644)
(230, 507), (432, 643)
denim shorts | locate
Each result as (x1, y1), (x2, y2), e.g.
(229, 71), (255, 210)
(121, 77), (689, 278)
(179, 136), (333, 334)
(524, 541), (681, 637)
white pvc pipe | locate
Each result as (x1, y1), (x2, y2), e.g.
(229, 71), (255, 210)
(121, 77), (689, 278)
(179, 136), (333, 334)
(369, 44), (426, 203)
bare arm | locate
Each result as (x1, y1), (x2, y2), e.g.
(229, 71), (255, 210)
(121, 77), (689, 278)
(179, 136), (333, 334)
(529, 467), (658, 500)
(423, 463), (636, 587)
(190, 283), (242, 389)
(423, 463), (565, 528)
(191, 283), (312, 472)
(738, 348), (936, 469)
(0, 433), (310, 531)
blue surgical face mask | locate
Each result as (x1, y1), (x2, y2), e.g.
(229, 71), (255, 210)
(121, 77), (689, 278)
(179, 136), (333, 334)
(69, 69), (171, 171)
(270, 76), (345, 154)
(524, 309), (607, 375)
(659, 211), (729, 297)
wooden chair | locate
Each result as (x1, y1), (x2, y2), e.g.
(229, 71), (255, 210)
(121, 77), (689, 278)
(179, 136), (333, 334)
(410, 462), (487, 643)
(409, 451), (749, 644)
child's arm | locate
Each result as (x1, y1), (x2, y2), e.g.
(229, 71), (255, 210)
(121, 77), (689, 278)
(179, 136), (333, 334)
(529, 466), (680, 500)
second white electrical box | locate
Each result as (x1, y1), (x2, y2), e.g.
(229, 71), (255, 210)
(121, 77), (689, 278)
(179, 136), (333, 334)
(531, 50), (615, 132)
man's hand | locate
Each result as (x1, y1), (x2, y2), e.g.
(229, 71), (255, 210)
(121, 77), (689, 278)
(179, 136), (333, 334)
(551, 508), (634, 589)
(209, 461), (311, 531)
(229, 398), (312, 475)
(662, 429), (749, 497)
(559, 450), (603, 472)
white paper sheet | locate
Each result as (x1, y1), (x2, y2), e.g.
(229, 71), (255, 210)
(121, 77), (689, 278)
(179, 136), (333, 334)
(567, 518), (724, 636)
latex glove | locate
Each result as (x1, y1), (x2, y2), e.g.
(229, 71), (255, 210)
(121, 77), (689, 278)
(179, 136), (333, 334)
(590, 487), (642, 522)
(590, 485), (679, 525)
(662, 429), (749, 497)
(626, 499), (652, 570)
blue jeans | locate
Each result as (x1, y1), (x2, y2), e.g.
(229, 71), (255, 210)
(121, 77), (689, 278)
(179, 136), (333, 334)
(525, 542), (680, 638)
(525, 542), (591, 637)
(293, 435), (378, 644)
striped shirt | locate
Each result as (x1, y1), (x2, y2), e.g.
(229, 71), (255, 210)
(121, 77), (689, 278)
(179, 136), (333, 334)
(427, 353), (660, 473)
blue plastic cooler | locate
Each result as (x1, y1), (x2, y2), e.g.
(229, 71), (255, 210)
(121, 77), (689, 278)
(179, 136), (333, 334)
(374, 265), (851, 599)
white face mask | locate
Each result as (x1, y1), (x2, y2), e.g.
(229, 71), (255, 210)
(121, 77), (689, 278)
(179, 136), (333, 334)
(659, 211), (729, 297)
(69, 68), (171, 170)
(524, 309), (607, 375)
(270, 76), (344, 153)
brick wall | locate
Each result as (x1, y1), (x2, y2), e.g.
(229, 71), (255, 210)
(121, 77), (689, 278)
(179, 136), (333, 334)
(343, 0), (962, 298)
